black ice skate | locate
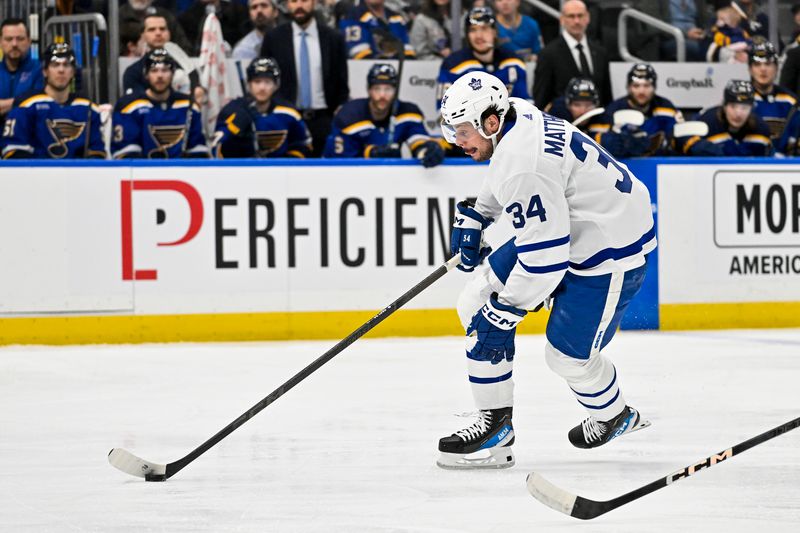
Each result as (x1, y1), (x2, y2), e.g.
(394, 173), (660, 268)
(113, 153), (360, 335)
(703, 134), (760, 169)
(568, 405), (651, 449)
(437, 407), (515, 469)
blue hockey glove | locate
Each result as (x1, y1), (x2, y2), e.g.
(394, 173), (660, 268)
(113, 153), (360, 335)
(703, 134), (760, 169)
(620, 127), (650, 157)
(687, 139), (725, 157)
(466, 293), (527, 364)
(368, 144), (402, 158)
(417, 140), (446, 168)
(451, 200), (492, 272)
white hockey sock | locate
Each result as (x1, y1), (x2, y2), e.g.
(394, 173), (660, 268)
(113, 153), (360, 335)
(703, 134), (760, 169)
(545, 343), (626, 422)
(467, 356), (514, 410)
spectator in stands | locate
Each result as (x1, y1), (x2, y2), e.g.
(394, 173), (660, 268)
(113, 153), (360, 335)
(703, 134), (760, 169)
(737, 0), (769, 41)
(323, 63), (445, 168)
(340, 0), (416, 59)
(120, 20), (146, 58)
(409, 0), (451, 60)
(543, 77), (607, 135)
(233, 0), (280, 60)
(599, 63), (679, 158)
(660, 0), (709, 61)
(111, 49), (209, 159)
(121, 0), (193, 54)
(748, 38), (797, 142)
(533, 0), (610, 110)
(124, 14), (189, 93)
(213, 57), (312, 157)
(494, 0), (543, 62)
(0, 18), (44, 123)
(2, 43), (106, 159)
(706, 0), (751, 62)
(179, 0), (250, 55)
(437, 7), (530, 107)
(677, 79), (772, 156)
(261, 0), (350, 157)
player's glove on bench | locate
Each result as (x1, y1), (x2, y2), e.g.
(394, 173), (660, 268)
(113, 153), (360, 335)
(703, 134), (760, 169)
(416, 140), (446, 168)
(466, 293), (527, 364)
(451, 200), (492, 272)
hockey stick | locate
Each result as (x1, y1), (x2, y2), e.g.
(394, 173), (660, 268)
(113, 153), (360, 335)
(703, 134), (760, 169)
(526, 415), (800, 520)
(109, 255), (462, 481)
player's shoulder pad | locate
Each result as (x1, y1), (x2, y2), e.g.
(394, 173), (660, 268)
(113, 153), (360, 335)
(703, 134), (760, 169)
(271, 98), (303, 121)
(333, 98), (373, 131)
(442, 48), (480, 75)
(394, 101), (424, 124)
(651, 95), (677, 117)
(14, 89), (51, 108)
(496, 48), (526, 71)
(70, 95), (103, 114)
(773, 85), (798, 105)
(604, 97), (628, 113)
(172, 92), (200, 112)
(115, 92), (152, 113)
(384, 7), (405, 24)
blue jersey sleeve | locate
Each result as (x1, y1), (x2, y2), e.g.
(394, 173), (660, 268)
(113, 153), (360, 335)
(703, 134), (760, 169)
(286, 116), (313, 158)
(111, 97), (147, 158)
(1, 102), (35, 158)
(340, 17), (373, 59)
(87, 104), (107, 158)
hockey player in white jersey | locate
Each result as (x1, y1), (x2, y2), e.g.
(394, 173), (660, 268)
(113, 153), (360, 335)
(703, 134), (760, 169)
(437, 71), (656, 469)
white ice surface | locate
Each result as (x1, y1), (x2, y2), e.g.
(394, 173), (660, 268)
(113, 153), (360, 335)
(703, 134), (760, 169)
(1, 329), (799, 532)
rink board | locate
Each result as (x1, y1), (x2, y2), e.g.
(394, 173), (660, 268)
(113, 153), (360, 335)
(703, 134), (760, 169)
(0, 158), (798, 344)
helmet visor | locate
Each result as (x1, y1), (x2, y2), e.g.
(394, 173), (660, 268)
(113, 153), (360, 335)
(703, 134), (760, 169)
(441, 122), (457, 143)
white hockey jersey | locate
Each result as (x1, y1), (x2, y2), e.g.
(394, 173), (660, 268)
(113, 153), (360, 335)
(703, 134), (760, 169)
(475, 98), (656, 310)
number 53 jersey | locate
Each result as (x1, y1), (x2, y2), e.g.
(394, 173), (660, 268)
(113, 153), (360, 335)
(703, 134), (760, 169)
(475, 98), (656, 310)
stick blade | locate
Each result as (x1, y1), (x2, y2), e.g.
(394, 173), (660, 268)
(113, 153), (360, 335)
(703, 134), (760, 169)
(108, 448), (167, 480)
(526, 472), (578, 516)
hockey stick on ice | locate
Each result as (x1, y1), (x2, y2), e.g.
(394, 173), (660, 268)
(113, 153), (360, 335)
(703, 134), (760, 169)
(526, 415), (800, 520)
(109, 255), (462, 481)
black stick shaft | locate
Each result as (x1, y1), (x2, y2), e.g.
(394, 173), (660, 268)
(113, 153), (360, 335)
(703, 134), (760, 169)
(573, 415), (800, 519)
(165, 256), (460, 478)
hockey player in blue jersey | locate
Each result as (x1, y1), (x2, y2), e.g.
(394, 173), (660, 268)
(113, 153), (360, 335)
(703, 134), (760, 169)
(339, 0), (415, 59)
(543, 77), (607, 135)
(323, 63), (445, 167)
(213, 57), (312, 158)
(436, 7), (530, 108)
(599, 63), (679, 158)
(111, 49), (209, 159)
(748, 39), (797, 142)
(437, 71), (655, 468)
(677, 79), (773, 157)
(2, 43), (106, 159)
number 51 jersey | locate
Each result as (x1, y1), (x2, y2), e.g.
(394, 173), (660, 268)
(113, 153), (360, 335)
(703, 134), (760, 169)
(476, 98), (656, 310)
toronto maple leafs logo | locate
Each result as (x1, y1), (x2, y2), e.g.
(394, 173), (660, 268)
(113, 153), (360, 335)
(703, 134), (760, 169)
(441, 95), (448, 106)
(468, 78), (482, 91)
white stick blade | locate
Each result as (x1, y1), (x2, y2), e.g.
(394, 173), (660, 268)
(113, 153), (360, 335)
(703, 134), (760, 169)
(108, 448), (166, 478)
(526, 472), (578, 516)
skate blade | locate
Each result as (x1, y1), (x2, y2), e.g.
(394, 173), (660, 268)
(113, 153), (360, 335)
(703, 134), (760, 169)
(628, 417), (651, 435)
(436, 447), (515, 470)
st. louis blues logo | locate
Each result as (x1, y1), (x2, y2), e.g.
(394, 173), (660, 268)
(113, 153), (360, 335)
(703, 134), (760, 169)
(468, 78), (482, 91)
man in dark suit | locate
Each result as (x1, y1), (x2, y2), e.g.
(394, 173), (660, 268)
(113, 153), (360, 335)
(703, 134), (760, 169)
(261, 0), (349, 156)
(532, 0), (610, 110)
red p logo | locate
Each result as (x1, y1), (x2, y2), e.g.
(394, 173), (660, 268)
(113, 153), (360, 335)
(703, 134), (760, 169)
(121, 180), (204, 281)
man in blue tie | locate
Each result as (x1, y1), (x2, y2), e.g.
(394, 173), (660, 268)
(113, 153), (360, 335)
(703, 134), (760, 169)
(261, 0), (350, 157)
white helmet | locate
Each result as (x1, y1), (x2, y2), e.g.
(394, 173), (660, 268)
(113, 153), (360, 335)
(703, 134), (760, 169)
(440, 71), (510, 146)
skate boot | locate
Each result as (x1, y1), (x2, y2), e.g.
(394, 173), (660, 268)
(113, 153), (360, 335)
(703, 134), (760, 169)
(437, 407), (515, 469)
(568, 405), (651, 449)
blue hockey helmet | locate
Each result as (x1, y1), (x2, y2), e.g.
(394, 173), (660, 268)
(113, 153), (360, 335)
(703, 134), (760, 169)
(464, 6), (496, 33)
(748, 38), (778, 65)
(565, 77), (599, 105)
(724, 79), (755, 105)
(43, 42), (76, 67)
(247, 57), (281, 83)
(367, 63), (399, 88)
(627, 63), (657, 87)
(143, 48), (176, 74)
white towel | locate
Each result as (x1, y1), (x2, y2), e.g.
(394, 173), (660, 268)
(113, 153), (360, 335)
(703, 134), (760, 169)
(199, 13), (230, 139)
